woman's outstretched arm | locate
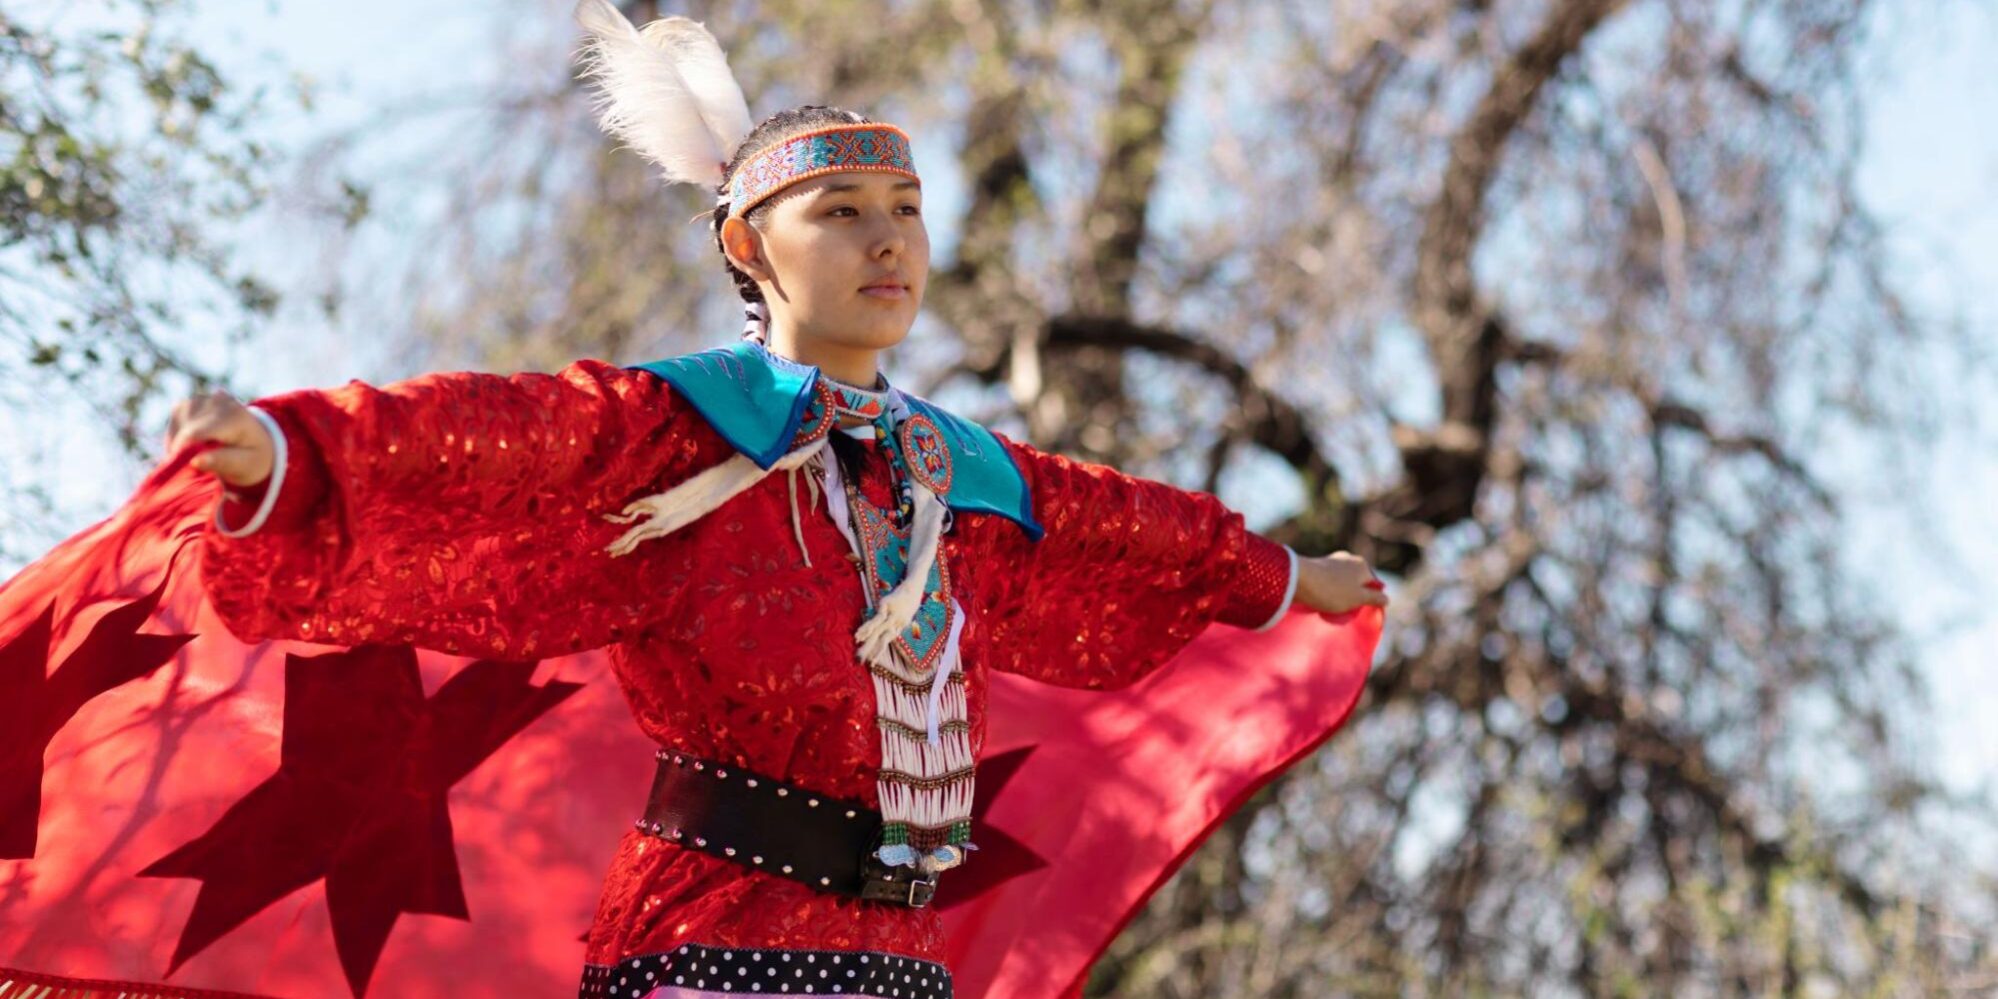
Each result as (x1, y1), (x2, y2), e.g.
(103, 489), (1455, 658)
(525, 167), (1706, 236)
(167, 360), (731, 658)
(962, 434), (1385, 691)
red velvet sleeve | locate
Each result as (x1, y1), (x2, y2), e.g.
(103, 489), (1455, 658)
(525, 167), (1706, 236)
(198, 358), (729, 659)
(963, 436), (1293, 691)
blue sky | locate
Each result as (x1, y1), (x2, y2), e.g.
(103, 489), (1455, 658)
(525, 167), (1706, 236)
(17, 2), (1997, 798)
(1843, 6), (1998, 795)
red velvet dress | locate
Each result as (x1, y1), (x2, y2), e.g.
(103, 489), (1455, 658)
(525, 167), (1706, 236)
(199, 358), (1292, 991)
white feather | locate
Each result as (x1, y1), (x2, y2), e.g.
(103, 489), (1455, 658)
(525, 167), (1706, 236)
(638, 18), (753, 158)
(572, 0), (754, 190)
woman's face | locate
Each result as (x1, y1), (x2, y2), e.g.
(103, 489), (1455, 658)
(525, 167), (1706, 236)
(724, 171), (929, 353)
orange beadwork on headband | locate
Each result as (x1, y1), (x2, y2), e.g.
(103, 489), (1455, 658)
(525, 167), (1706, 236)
(725, 124), (920, 218)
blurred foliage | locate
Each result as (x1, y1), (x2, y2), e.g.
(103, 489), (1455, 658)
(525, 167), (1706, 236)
(0, 1), (282, 563)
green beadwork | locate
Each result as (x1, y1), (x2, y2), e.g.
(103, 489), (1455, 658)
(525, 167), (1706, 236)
(882, 820), (973, 849)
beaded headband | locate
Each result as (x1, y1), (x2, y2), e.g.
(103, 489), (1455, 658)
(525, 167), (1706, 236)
(725, 123), (920, 218)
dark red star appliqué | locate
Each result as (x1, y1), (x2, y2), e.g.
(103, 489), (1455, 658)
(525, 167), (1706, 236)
(0, 575), (193, 859)
(934, 745), (1051, 910)
(140, 644), (581, 997)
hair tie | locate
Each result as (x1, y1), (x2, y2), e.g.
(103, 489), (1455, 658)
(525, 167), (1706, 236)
(741, 301), (770, 344)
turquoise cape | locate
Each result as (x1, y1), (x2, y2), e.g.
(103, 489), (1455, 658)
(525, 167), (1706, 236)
(627, 341), (1044, 540)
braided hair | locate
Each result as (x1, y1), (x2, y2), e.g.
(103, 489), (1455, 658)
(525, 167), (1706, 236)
(711, 105), (873, 343)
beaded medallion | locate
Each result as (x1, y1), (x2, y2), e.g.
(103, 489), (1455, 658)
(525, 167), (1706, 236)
(897, 415), (953, 498)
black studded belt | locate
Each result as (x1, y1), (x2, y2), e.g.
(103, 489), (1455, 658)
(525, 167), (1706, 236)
(636, 751), (940, 908)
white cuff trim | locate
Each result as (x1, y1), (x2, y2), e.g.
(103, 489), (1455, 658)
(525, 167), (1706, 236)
(213, 405), (288, 538)
(1252, 545), (1301, 632)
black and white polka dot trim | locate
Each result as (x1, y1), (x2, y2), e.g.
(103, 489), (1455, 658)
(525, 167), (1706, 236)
(579, 942), (952, 998)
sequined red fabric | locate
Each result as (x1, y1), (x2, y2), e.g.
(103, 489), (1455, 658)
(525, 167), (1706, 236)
(1225, 533), (1295, 628)
(199, 359), (1287, 968)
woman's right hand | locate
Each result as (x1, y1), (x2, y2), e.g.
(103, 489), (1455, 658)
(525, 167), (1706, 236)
(165, 389), (275, 488)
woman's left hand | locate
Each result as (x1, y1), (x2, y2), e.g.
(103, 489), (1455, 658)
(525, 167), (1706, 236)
(1294, 551), (1389, 616)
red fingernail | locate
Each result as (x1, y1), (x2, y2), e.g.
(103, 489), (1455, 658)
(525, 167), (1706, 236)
(1364, 580), (1385, 591)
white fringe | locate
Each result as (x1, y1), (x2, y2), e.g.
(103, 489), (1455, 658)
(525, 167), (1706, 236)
(872, 675), (965, 729)
(602, 438), (827, 557)
(876, 778), (975, 832)
(879, 725), (974, 775)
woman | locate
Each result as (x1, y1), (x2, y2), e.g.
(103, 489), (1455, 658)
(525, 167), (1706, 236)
(164, 5), (1387, 996)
